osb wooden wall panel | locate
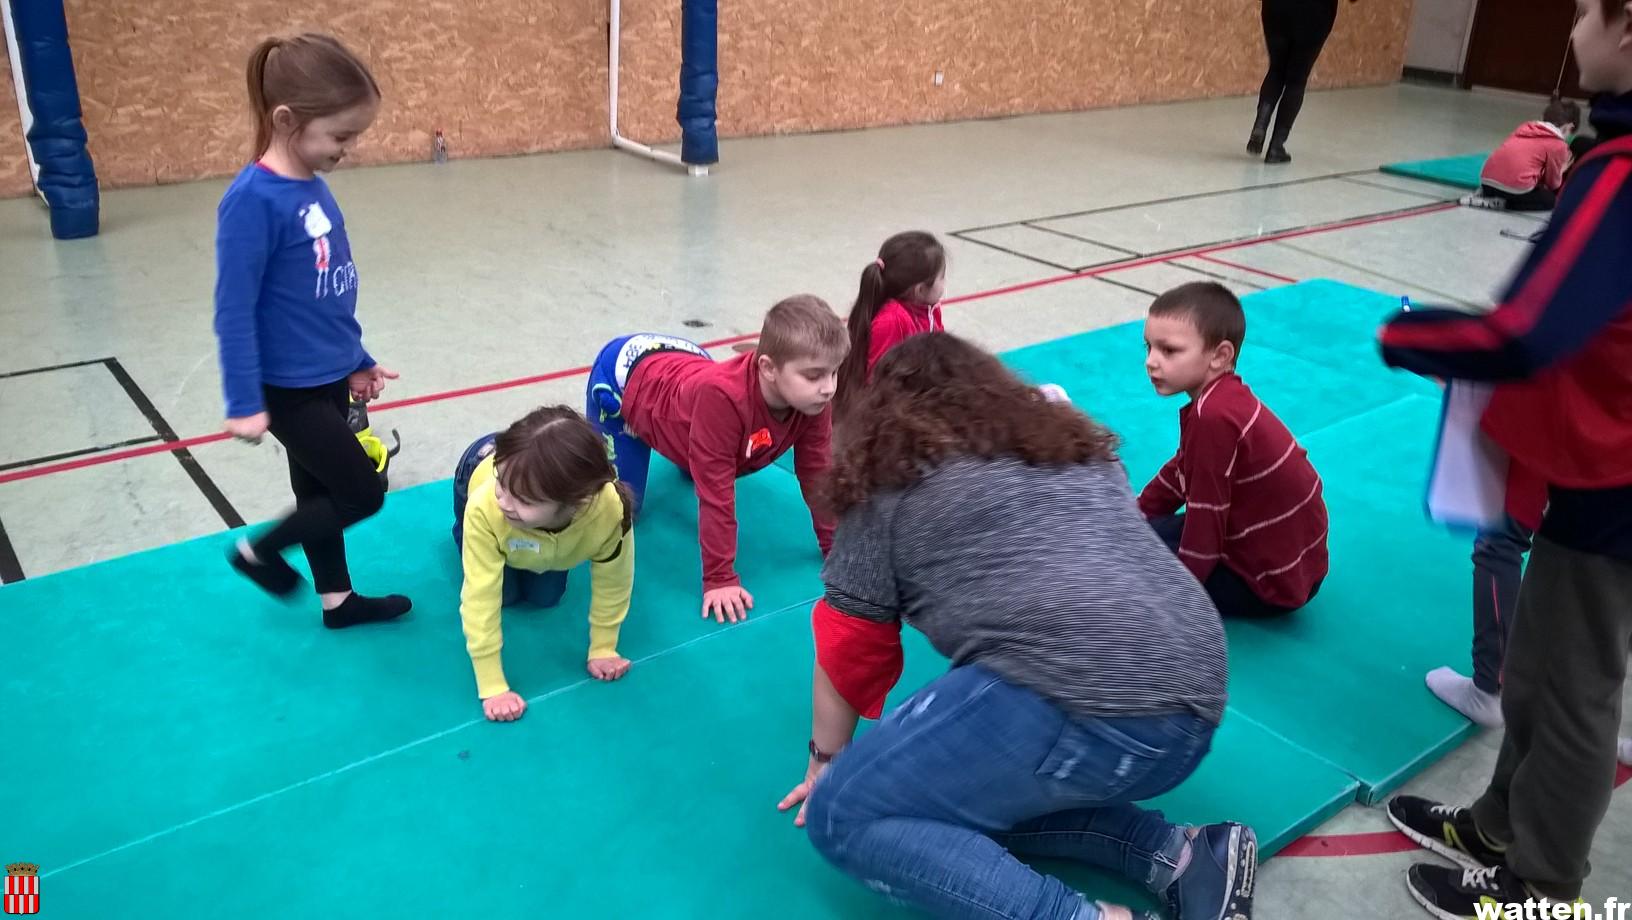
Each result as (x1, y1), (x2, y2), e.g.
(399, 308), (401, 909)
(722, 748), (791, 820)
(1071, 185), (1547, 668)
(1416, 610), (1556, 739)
(55, 0), (608, 190)
(0, 42), (31, 199)
(1, 0), (1408, 197)
(617, 0), (1411, 145)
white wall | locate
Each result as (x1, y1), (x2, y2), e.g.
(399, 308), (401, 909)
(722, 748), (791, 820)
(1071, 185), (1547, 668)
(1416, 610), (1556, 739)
(1404, 0), (1479, 74)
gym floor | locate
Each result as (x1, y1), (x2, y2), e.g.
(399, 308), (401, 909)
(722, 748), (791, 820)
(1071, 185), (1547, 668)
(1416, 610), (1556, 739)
(1, 82), (1628, 917)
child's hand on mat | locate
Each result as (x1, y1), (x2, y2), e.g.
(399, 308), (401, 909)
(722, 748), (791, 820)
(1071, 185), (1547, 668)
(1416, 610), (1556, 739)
(777, 757), (829, 827)
(587, 656), (632, 681)
(348, 365), (399, 403)
(482, 691), (527, 722)
(225, 412), (270, 444)
(702, 585), (754, 623)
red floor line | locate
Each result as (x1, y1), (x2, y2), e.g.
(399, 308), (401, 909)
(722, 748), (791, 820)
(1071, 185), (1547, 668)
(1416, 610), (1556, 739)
(1188, 253), (1301, 284)
(945, 201), (1454, 306)
(1280, 763), (1632, 858)
(0, 330), (762, 486)
(0, 205), (1452, 487)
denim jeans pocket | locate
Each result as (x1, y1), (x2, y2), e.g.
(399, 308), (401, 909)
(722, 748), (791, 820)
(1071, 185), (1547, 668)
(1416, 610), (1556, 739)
(1035, 716), (1169, 802)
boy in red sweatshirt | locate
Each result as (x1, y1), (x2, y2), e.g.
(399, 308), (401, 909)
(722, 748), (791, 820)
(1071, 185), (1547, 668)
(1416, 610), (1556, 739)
(587, 295), (848, 623)
(1465, 99), (1581, 211)
(1138, 282), (1329, 618)
(1380, 2), (1632, 914)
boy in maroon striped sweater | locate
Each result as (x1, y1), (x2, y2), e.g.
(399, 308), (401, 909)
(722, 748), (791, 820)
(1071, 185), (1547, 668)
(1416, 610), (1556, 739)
(1138, 282), (1329, 618)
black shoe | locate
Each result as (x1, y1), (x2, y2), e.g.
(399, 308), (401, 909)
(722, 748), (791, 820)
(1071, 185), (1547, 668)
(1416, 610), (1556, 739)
(1387, 795), (1507, 871)
(1248, 103), (1275, 155)
(1264, 144), (1291, 164)
(1406, 864), (1536, 920)
(228, 543), (302, 598)
(1163, 823), (1257, 920)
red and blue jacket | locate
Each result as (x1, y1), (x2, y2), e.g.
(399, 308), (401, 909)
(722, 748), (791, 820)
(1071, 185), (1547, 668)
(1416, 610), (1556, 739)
(1380, 94), (1632, 560)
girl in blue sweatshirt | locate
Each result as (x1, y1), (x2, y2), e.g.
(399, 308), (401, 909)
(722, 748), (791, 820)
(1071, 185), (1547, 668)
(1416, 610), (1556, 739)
(214, 34), (408, 629)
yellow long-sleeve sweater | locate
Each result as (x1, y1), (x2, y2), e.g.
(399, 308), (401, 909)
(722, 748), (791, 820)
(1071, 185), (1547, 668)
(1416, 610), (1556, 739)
(459, 457), (634, 698)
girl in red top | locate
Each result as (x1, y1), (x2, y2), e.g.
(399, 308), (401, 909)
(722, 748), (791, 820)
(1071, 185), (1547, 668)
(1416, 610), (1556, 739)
(832, 231), (946, 419)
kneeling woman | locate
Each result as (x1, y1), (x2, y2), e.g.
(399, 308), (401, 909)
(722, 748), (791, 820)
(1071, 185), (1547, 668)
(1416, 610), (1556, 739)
(779, 334), (1254, 920)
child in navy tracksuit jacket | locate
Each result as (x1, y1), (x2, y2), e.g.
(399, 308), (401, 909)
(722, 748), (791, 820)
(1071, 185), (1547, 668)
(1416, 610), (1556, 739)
(1377, 87), (1632, 912)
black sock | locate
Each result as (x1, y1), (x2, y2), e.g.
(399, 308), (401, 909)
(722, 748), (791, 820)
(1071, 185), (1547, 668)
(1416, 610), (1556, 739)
(229, 544), (302, 597)
(323, 593), (412, 629)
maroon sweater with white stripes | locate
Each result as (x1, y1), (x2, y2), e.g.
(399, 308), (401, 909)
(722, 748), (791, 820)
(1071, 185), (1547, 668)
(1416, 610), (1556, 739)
(1138, 374), (1328, 608)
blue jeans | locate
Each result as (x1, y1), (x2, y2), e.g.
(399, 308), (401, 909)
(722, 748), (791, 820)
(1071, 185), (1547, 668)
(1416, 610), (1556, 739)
(805, 664), (1215, 920)
(585, 333), (710, 509)
(451, 433), (567, 609)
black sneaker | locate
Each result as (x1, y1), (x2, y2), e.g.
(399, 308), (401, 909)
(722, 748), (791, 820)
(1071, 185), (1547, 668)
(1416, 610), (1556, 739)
(1387, 795), (1506, 871)
(1406, 864), (1535, 920)
(1163, 822), (1257, 920)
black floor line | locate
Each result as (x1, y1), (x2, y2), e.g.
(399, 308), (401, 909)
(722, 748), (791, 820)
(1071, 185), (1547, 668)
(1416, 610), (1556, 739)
(0, 357), (114, 380)
(102, 358), (245, 529)
(951, 168), (1378, 235)
(0, 516), (24, 584)
(949, 230), (1079, 272)
(1166, 259), (1269, 291)
(1091, 274), (1161, 299)
(0, 435), (167, 474)
(1020, 223), (1143, 256)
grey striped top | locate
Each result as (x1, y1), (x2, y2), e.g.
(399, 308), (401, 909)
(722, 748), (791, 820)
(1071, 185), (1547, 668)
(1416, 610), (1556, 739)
(822, 456), (1228, 724)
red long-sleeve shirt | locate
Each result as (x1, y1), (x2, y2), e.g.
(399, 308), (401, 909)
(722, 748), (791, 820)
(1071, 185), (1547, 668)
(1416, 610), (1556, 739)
(1138, 374), (1328, 608)
(622, 350), (835, 591)
(865, 299), (942, 379)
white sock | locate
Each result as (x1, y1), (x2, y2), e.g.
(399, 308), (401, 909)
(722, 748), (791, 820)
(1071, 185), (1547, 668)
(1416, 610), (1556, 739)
(1038, 383), (1071, 404)
(1619, 737), (1632, 767)
(1426, 667), (1504, 729)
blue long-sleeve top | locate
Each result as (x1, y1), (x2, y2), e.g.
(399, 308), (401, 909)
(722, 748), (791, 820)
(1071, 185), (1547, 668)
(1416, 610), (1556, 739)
(213, 163), (374, 418)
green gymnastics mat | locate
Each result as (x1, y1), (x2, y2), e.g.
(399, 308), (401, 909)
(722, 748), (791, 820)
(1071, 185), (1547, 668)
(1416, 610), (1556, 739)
(2, 280), (1469, 915)
(1379, 153), (1489, 190)
(1003, 279), (1477, 804)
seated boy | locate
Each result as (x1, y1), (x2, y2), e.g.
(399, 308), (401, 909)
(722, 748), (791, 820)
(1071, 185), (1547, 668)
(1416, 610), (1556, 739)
(587, 295), (848, 623)
(1465, 100), (1581, 211)
(1138, 282), (1328, 617)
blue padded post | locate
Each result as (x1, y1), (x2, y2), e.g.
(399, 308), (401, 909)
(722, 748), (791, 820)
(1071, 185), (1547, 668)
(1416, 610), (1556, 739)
(8, 0), (99, 239)
(677, 0), (718, 166)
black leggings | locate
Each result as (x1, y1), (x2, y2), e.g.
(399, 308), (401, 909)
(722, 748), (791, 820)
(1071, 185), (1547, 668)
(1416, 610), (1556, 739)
(251, 380), (385, 594)
(1257, 0), (1339, 144)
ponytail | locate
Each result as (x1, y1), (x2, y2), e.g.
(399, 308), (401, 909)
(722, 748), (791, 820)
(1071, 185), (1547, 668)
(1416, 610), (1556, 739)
(246, 38), (282, 158)
(614, 480), (636, 534)
(834, 262), (888, 417)
(241, 33), (380, 160)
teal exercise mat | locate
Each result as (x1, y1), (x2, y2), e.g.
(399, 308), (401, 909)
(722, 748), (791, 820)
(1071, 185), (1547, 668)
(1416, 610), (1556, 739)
(1380, 153), (1489, 190)
(24, 603), (1358, 919)
(0, 455), (825, 874)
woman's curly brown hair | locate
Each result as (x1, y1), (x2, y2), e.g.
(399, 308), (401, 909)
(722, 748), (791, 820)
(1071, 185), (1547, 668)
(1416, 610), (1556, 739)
(827, 333), (1120, 513)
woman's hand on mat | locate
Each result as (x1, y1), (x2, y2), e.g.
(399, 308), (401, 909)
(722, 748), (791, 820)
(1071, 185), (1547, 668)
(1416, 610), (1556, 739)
(777, 757), (828, 827)
(348, 365), (399, 403)
(587, 656), (632, 681)
(224, 412), (270, 444)
(482, 691), (528, 722)
(702, 585), (754, 623)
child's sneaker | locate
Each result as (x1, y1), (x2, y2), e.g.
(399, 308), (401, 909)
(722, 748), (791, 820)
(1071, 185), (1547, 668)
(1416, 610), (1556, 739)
(1406, 864), (1535, 920)
(1425, 667), (1504, 729)
(1459, 193), (1508, 210)
(1386, 795), (1506, 871)
(1162, 822), (1256, 920)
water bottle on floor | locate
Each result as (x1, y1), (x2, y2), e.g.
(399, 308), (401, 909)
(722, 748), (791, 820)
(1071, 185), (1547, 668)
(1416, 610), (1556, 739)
(432, 129), (448, 164)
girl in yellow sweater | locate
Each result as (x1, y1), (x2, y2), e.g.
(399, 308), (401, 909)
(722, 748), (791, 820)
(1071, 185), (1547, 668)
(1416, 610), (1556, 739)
(452, 406), (636, 722)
